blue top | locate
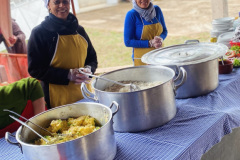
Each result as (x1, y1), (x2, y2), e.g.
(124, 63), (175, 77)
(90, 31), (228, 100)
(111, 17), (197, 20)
(124, 5), (168, 48)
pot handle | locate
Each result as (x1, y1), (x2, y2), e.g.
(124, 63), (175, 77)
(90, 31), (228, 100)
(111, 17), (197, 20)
(109, 101), (119, 117)
(5, 132), (23, 154)
(80, 83), (98, 102)
(173, 66), (181, 82)
(174, 67), (187, 91)
(184, 40), (199, 44)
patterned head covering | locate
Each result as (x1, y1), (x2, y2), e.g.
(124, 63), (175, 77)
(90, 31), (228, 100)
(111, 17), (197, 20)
(132, 0), (156, 22)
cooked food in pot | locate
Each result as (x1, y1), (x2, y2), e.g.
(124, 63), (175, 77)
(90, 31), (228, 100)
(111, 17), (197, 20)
(35, 115), (101, 145)
(104, 81), (163, 92)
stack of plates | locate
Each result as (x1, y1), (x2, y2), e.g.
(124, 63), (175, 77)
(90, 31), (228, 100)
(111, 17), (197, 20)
(211, 17), (234, 38)
(217, 31), (234, 48)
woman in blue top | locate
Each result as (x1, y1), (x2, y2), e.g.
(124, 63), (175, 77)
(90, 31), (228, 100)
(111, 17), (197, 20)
(124, 0), (168, 66)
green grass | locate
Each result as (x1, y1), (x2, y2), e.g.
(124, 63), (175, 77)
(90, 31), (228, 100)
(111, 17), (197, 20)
(86, 27), (210, 68)
(1, 28), (210, 68)
(85, 28), (133, 68)
(164, 32), (210, 46)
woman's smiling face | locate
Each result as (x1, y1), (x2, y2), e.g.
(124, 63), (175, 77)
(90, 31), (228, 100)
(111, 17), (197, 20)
(48, 0), (70, 20)
(135, 0), (151, 9)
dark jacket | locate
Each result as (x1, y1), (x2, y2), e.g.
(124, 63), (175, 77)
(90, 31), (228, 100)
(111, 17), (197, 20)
(27, 13), (98, 107)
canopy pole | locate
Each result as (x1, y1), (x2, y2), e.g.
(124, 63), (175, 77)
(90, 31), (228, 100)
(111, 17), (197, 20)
(71, 0), (76, 16)
(211, 0), (228, 19)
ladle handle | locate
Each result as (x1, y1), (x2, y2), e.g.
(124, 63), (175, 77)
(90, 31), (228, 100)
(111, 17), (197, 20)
(9, 115), (49, 143)
(78, 68), (129, 87)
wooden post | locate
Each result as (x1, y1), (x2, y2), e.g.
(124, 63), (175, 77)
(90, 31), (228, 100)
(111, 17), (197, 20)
(71, 0), (76, 16)
(211, 0), (228, 20)
(0, 0), (13, 47)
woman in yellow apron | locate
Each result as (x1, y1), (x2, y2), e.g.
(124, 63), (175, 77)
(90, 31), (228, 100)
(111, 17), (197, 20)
(124, 0), (168, 66)
(27, 0), (98, 108)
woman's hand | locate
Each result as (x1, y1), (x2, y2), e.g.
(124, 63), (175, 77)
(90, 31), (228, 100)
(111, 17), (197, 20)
(68, 68), (92, 84)
(8, 36), (17, 45)
(149, 36), (163, 49)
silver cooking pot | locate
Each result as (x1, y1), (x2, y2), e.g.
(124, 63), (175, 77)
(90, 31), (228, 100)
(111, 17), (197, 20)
(142, 40), (229, 98)
(81, 65), (187, 132)
(5, 102), (119, 160)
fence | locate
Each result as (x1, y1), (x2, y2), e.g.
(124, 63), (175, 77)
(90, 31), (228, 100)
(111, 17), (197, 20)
(0, 53), (29, 83)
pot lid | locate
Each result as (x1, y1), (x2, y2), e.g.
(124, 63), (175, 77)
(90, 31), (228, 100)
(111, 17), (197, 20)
(141, 40), (229, 66)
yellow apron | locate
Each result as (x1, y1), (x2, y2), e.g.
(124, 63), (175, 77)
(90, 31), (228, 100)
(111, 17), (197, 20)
(49, 34), (89, 108)
(134, 17), (163, 66)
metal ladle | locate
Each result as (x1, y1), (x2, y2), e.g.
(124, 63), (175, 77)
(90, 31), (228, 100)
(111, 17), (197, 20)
(4, 109), (75, 144)
(3, 109), (52, 136)
(8, 115), (49, 143)
(4, 109), (79, 144)
(78, 68), (140, 92)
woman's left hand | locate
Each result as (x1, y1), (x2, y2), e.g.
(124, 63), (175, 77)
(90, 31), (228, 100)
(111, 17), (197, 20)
(150, 36), (163, 49)
(75, 68), (92, 84)
(153, 36), (163, 48)
(68, 68), (92, 84)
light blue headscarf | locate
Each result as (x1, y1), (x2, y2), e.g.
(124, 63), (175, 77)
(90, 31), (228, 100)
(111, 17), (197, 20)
(132, 0), (156, 22)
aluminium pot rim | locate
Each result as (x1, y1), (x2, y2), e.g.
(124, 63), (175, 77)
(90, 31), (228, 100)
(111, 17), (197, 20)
(92, 65), (176, 93)
(141, 42), (229, 66)
(15, 102), (113, 147)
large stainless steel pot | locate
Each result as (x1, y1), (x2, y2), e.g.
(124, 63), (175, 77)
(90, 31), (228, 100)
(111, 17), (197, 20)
(81, 65), (187, 132)
(141, 40), (229, 98)
(5, 102), (119, 160)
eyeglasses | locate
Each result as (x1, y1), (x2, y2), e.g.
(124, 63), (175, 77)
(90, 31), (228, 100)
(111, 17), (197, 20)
(53, 0), (70, 5)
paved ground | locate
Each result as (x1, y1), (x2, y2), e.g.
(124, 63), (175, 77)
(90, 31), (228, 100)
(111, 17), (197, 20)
(77, 0), (240, 36)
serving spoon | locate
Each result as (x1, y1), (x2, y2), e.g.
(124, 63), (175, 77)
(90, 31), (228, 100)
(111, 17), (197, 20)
(78, 68), (140, 92)
(8, 115), (49, 143)
(4, 109), (79, 144)
(4, 109), (52, 135)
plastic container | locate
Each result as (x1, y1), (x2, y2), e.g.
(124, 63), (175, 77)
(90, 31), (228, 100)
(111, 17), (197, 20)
(210, 37), (217, 43)
(219, 60), (233, 74)
(230, 41), (240, 47)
